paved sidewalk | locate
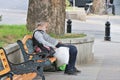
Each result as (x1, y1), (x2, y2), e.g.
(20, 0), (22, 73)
(34, 15), (120, 80)
(0, 10), (120, 80)
(0, 1), (120, 79)
(31, 11), (120, 80)
(1, 10), (120, 79)
(71, 15), (120, 41)
(34, 39), (120, 80)
(114, 0), (120, 15)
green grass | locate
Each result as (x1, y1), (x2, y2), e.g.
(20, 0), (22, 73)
(66, 0), (70, 7)
(0, 25), (86, 47)
(0, 25), (32, 47)
(50, 33), (86, 39)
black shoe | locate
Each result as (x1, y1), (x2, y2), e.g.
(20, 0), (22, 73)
(74, 67), (81, 73)
(64, 69), (77, 75)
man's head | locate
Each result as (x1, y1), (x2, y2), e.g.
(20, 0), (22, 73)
(36, 21), (49, 31)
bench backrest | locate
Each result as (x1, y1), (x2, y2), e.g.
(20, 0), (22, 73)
(0, 47), (11, 76)
(21, 35), (34, 54)
(0, 48), (39, 80)
(18, 35), (57, 64)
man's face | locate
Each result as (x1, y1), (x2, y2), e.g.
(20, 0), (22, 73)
(38, 22), (49, 31)
(44, 22), (49, 29)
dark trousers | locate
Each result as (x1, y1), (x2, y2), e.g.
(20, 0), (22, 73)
(56, 43), (77, 70)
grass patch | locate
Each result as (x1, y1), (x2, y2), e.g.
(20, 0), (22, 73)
(0, 25), (32, 47)
(50, 33), (86, 39)
(0, 25), (86, 47)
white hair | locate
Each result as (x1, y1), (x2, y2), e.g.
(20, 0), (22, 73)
(36, 21), (48, 28)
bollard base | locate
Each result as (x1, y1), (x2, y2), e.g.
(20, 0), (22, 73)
(104, 36), (111, 41)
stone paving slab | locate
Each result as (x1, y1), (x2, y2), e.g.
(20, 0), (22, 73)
(34, 39), (120, 80)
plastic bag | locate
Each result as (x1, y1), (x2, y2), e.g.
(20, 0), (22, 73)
(58, 64), (66, 71)
(54, 47), (69, 67)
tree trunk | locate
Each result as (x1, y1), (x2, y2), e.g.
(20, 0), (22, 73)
(27, 0), (66, 35)
(92, 0), (106, 14)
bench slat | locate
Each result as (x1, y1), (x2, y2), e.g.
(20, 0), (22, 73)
(6, 73), (37, 80)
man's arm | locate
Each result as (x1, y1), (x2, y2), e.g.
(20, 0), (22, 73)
(34, 31), (56, 48)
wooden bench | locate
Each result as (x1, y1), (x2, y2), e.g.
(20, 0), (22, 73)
(0, 35), (57, 80)
(19, 35), (57, 63)
(0, 47), (37, 80)
(6, 73), (37, 80)
(17, 35), (57, 79)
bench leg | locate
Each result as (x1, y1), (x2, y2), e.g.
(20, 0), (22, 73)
(53, 61), (58, 71)
(37, 66), (45, 80)
(1, 73), (13, 80)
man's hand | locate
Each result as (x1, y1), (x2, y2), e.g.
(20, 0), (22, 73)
(43, 45), (50, 50)
(58, 41), (62, 44)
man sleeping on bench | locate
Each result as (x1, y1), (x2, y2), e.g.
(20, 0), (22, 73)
(32, 21), (81, 75)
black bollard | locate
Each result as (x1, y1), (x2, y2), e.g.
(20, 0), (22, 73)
(67, 19), (72, 33)
(112, 4), (115, 15)
(104, 21), (111, 41)
(110, 0), (114, 4)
